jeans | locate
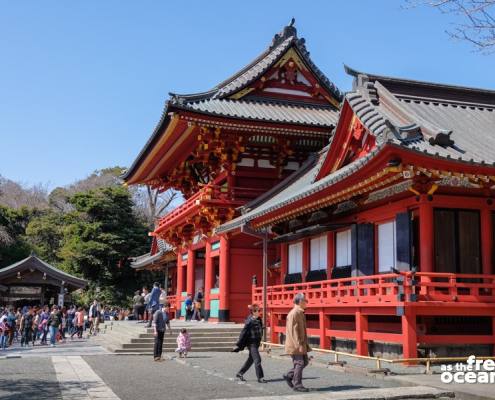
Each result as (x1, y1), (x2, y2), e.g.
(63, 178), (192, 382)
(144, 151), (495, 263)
(21, 329), (32, 346)
(238, 344), (264, 379)
(286, 354), (309, 388)
(153, 330), (164, 358)
(49, 326), (59, 345)
(41, 326), (48, 344)
(0, 334), (7, 350)
(147, 305), (158, 327)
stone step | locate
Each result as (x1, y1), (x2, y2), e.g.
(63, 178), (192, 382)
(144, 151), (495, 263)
(130, 336), (237, 344)
(122, 341), (234, 349)
(113, 346), (233, 354)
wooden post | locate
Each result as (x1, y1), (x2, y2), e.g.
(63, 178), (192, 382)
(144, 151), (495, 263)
(280, 243), (288, 284)
(319, 310), (330, 349)
(355, 310), (368, 356)
(401, 308), (417, 359)
(204, 241), (213, 320)
(219, 235), (230, 321)
(186, 248), (195, 296)
(327, 232), (335, 279)
(302, 238), (310, 282)
(419, 196), (434, 273)
(270, 311), (278, 343)
(481, 208), (493, 275)
(176, 251), (184, 318)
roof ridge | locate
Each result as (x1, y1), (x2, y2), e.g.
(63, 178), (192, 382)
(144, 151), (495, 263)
(191, 97), (334, 110)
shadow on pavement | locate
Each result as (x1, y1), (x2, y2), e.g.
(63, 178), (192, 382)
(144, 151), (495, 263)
(312, 385), (368, 392)
(0, 378), (62, 400)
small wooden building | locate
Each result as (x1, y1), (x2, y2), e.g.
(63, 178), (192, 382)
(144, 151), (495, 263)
(0, 253), (87, 307)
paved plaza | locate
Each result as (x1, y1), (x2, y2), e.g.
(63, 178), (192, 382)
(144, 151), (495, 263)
(0, 335), (474, 400)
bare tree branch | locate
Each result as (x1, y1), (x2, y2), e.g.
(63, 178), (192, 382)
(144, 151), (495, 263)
(406, 0), (495, 52)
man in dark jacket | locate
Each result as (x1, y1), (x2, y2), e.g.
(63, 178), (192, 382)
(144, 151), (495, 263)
(234, 304), (266, 383)
(152, 304), (171, 361)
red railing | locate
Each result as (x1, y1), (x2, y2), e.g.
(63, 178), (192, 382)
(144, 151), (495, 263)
(166, 295), (177, 308)
(155, 184), (266, 232)
(253, 272), (495, 308)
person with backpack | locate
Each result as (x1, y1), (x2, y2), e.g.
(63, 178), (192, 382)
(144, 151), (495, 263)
(132, 290), (145, 322)
(47, 305), (62, 347)
(233, 304), (266, 383)
(89, 300), (100, 335)
(184, 294), (193, 321)
(20, 307), (34, 347)
(39, 306), (50, 345)
(6, 308), (17, 346)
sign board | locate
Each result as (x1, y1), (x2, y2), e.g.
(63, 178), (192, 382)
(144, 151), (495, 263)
(58, 293), (64, 307)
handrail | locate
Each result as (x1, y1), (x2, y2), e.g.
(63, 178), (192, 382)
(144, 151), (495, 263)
(260, 341), (494, 372)
(253, 272), (495, 306)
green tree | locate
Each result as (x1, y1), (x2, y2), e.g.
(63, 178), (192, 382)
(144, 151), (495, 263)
(58, 186), (151, 305)
(0, 205), (32, 267)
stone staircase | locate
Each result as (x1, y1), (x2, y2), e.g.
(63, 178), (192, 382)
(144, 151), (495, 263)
(93, 320), (243, 355)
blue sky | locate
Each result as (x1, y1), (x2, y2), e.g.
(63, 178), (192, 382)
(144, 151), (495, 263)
(1, 1), (494, 189)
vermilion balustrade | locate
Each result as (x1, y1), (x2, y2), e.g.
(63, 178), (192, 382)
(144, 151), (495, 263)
(253, 272), (495, 308)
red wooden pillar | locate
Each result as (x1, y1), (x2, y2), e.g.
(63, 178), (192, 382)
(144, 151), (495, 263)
(401, 308), (417, 359)
(419, 196), (434, 273)
(280, 243), (288, 284)
(204, 241), (213, 320)
(481, 207), (493, 275)
(186, 248), (195, 297)
(319, 310), (330, 349)
(327, 232), (335, 278)
(355, 310), (368, 356)
(270, 311), (278, 343)
(176, 251), (184, 318)
(219, 236), (230, 321)
(302, 238), (310, 282)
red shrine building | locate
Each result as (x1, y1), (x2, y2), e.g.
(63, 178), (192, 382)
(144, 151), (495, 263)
(124, 22), (341, 322)
(126, 23), (495, 357)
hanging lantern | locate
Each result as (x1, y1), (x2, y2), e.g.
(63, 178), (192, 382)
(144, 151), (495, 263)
(17, 272), (21, 279)
(42, 272), (47, 280)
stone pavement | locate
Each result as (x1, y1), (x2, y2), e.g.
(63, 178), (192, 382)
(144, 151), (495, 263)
(0, 336), (109, 358)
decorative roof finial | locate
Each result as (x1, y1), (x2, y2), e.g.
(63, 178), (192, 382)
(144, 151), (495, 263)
(270, 19), (298, 49)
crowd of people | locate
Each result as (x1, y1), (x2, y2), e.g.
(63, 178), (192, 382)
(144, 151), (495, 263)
(2, 285), (313, 392)
(0, 300), (132, 350)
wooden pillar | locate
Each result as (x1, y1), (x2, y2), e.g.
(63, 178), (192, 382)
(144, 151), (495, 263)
(219, 236), (230, 321)
(327, 232), (335, 279)
(419, 196), (434, 273)
(481, 208), (493, 275)
(204, 241), (213, 320)
(280, 243), (288, 284)
(319, 310), (330, 349)
(176, 251), (184, 318)
(355, 310), (368, 356)
(401, 308), (417, 359)
(186, 248), (195, 296)
(302, 238), (310, 282)
(270, 311), (278, 343)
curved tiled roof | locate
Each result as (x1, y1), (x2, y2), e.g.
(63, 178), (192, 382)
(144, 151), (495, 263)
(173, 98), (338, 128)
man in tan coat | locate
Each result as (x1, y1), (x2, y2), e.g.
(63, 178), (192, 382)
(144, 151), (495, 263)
(283, 293), (311, 392)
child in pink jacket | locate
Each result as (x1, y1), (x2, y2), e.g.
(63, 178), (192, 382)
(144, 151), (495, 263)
(175, 328), (191, 358)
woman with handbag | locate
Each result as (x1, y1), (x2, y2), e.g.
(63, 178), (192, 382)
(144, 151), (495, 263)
(233, 304), (266, 383)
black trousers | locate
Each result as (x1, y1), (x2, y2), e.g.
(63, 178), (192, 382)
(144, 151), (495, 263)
(154, 330), (165, 358)
(238, 344), (264, 379)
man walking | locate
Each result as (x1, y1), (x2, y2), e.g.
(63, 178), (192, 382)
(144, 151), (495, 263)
(152, 304), (171, 361)
(89, 300), (100, 335)
(283, 293), (311, 392)
(147, 282), (161, 328)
